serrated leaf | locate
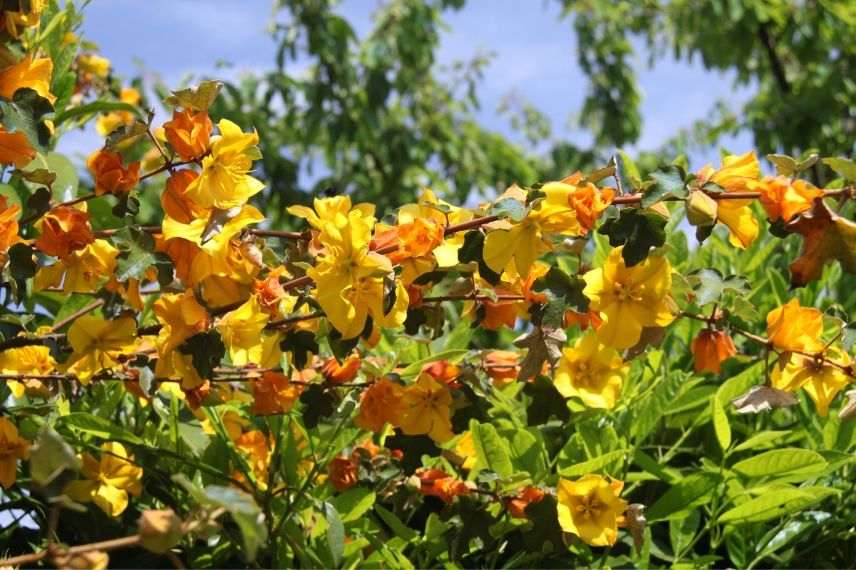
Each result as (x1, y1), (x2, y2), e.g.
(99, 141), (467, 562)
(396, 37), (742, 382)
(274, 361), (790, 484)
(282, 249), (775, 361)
(689, 268), (749, 306)
(644, 165), (687, 207)
(598, 208), (667, 266)
(0, 88), (53, 150)
(114, 226), (157, 282)
(178, 330), (225, 380)
(490, 197), (527, 222)
(29, 426), (81, 493)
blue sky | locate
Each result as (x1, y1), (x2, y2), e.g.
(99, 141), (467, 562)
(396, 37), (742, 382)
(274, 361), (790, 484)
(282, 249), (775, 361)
(60, 0), (753, 168)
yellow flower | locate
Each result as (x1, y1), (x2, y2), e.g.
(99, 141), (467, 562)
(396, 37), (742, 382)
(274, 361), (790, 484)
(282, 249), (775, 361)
(0, 55), (55, 103)
(161, 204), (264, 286)
(582, 246), (675, 349)
(696, 151), (760, 248)
(399, 373), (454, 443)
(95, 87), (140, 136)
(185, 119), (265, 210)
(201, 409), (248, 441)
(0, 417), (30, 489)
(65, 442), (143, 517)
(483, 185), (582, 276)
(34, 239), (118, 294)
(557, 474), (627, 547)
(3, 0), (45, 37)
(63, 315), (137, 383)
(454, 431), (478, 470)
(0, 344), (56, 398)
(766, 298), (823, 353)
(77, 54), (111, 79)
(295, 198), (408, 338)
(154, 291), (209, 388)
(554, 333), (627, 409)
(216, 295), (280, 366)
(771, 349), (851, 416)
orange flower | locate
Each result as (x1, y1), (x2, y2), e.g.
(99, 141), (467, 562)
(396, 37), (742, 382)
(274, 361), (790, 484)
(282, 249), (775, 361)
(754, 176), (824, 222)
(163, 109), (213, 161)
(374, 218), (444, 264)
(184, 380), (210, 410)
(234, 430), (271, 489)
(521, 262), (550, 304)
(482, 297), (518, 330)
(35, 206), (94, 259)
(161, 170), (204, 224)
(565, 174), (615, 233)
(252, 266), (291, 314)
(87, 149), (140, 196)
(483, 350), (519, 385)
(422, 360), (460, 387)
(506, 486), (546, 518)
(355, 377), (404, 432)
(0, 196), (21, 255)
(322, 353), (361, 384)
(766, 298), (823, 353)
(415, 468), (469, 503)
(691, 329), (736, 374)
(328, 456), (358, 492)
(252, 371), (303, 415)
(564, 309), (602, 330)
(0, 126), (36, 168)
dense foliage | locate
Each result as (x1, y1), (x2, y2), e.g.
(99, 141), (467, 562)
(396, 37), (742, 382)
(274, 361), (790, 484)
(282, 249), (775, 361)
(0, 2), (855, 569)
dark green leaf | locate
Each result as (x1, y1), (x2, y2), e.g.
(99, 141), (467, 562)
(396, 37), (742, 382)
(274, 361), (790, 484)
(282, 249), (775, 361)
(598, 208), (667, 266)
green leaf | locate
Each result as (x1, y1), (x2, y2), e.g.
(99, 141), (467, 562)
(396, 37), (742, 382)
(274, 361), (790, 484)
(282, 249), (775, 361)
(53, 100), (142, 127)
(598, 208), (667, 266)
(25, 152), (79, 200)
(491, 197), (528, 222)
(718, 487), (838, 524)
(114, 226), (157, 282)
(8, 243), (35, 281)
(469, 419), (513, 478)
(688, 268), (749, 306)
(374, 504), (417, 541)
(0, 88), (53, 150)
(615, 150), (641, 193)
(732, 449), (827, 479)
(711, 395), (731, 451)
(524, 375), (571, 425)
(58, 412), (143, 445)
(458, 230), (500, 285)
(323, 502), (345, 567)
(398, 348), (468, 378)
(174, 474), (267, 561)
(179, 330), (226, 380)
(558, 449), (628, 478)
(533, 266), (589, 312)
(164, 80), (223, 112)
(29, 426), (81, 494)
(331, 487), (375, 523)
(823, 157), (856, 181)
(646, 472), (723, 521)
(644, 165), (687, 207)
(767, 154), (798, 177)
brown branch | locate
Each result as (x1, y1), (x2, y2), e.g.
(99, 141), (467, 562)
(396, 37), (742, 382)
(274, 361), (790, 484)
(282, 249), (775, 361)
(0, 534), (141, 567)
(50, 299), (105, 333)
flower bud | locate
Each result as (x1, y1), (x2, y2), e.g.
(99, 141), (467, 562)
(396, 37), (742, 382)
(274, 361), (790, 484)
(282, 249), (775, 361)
(138, 509), (182, 554)
(686, 190), (718, 227)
